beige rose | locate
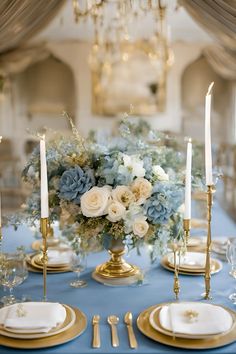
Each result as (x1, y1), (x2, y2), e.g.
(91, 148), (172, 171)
(112, 186), (135, 208)
(81, 186), (111, 217)
(107, 201), (126, 222)
(132, 218), (149, 238)
(131, 177), (152, 205)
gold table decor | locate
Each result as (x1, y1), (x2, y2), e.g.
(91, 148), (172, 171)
(183, 219), (191, 246)
(161, 255), (222, 276)
(26, 254), (71, 274)
(40, 217), (49, 301)
(94, 238), (140, 282)
(172, 245), (180, 300)
(137, 303), (236, 350)
(204, 184), (215, 300)
(0, 306), (87, 349)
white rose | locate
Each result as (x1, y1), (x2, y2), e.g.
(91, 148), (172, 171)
(107, 201), (126, 222)
(81, 186), (111, 217)
(152, 165), (169, 181)
(122, 154), (146, 178)
(112, 186), (135, 207)
(131, 177), (152, 205)
(132, 218), (149, 238)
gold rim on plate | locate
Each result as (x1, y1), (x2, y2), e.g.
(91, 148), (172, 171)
(33, 254), (70, 269)
(0, 306), (87, 349)
(137, 303), (236, 350)
(26, 254), (71, 274)
(149, 305), (234, 339)
(0, 305), (76, 339)
(161, 256), (222, 276)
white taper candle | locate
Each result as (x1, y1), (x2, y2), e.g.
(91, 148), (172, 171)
(184, 139), (192, 219)
(205, 82), (214, 186)
(40, 136), (49, 218)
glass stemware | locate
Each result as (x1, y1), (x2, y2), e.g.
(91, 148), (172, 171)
(0, 252), (28, 305)
(70, 251), (87, 288)
(226, 238), (236, 302)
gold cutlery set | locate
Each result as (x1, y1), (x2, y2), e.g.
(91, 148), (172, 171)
(92, 312), (138, 349)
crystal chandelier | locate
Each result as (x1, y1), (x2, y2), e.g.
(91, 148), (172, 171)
(73, 0), (175, 114)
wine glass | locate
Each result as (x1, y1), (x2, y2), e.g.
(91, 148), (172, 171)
(0, 252), (28, 305)
(70, 251), (87, 288)
(226, 238), (236, 302)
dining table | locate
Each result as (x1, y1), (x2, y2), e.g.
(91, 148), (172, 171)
(1, 199), (236, 354)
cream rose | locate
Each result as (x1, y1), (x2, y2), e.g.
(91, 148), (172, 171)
(107, 201), (126, 222)
(81, 186), (111, 217)
(152, 165), (169, 181)
(112, 186), (135, 208)
(131, 177), (152, 205)
(132, 218), (149, 238)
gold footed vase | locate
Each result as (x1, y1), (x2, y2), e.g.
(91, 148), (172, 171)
(94, 238), (140, 283)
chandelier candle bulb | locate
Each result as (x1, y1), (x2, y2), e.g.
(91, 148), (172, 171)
(40, 135), (49, 218)
(205, 82), (214, 186)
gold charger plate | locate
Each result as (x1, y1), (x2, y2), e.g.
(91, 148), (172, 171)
(161, 257), (222, 276)
(149, 305), (234, 339)
(33, 254), (70, 269)
(0, 306), (87, 349)
(137, 303), (236, 350)
(0, 305), (75, 339)
(26, 254), (71, 274)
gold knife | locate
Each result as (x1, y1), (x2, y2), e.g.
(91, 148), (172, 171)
(92, 315), (101, 348)
(124, 312), (138, 349)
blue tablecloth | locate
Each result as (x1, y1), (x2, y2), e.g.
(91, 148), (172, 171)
(1, 201), (236, 354)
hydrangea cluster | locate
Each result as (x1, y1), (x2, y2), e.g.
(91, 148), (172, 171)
(59, 166), (95, 204)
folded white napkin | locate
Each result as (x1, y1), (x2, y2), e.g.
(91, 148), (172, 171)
(46, 250), (72, 265)
(0, 302), (66, 333)
(159, 303), (233, 336)
(168, 252), (206, 269)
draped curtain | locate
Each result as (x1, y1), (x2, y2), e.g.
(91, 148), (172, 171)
(0, 0), (64, 76)
(0, 0), (64, 54)
(180, 0), (236, 80)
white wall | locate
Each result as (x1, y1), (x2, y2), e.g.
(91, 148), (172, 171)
(0, 39), (226, 166)
(48, 40), (206, 136)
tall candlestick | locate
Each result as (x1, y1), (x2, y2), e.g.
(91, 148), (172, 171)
(205, 82), (214, 186)
(184, 139), (192, 219)
(40, 136), (49, 218)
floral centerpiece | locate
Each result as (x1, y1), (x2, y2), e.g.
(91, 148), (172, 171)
(21, 117), (185, 280)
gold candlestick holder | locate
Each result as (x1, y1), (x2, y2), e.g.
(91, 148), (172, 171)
(204, 185), (214, 300)
(40, 218), (48, 302)
(173, 245), (180, 300)
(183, 219), (191, 247)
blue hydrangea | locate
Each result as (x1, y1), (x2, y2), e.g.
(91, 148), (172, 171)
(59, 166), (95, 204)
(144, 182), (183, 224)
(98, 155), (120, 185)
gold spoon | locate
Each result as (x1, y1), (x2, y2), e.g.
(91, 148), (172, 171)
(124, 312), (138, 349)
(107, 315), (119, 347)
(92, 315), (101, 348)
